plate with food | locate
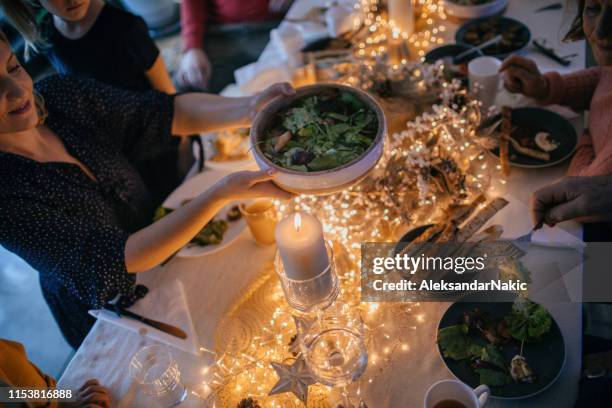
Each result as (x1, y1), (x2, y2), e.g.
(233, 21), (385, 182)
(202, 128), (256, 171)
(159, 171), (247, 258)
(437, 293), (565, 399)
(456, 16), (530, 59)
(443, 0), (507, 21)
(481, 107), (577, 168)
(250, 83), (386, 195)
(394, 196), (509, 298)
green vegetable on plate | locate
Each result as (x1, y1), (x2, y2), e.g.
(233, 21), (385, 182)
(154, 206), (229, 247)
(505, 298), (552, 342)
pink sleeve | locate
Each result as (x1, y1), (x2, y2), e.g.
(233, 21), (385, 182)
(541, 68), (601, 111)
(567, 132), (595, 176)
(180, 0), (207, 51)
(569, 132), (612, 177)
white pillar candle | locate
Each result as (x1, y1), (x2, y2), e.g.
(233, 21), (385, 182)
(275, 213), (330, 281)
(388, 0), (414, 36)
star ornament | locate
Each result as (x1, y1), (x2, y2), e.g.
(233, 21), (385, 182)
(268, 356), (317, 405)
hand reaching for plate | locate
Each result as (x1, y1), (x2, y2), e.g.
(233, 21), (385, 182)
(214, 169), (295, 202)
(500, 55), (549, 100)
(530, 175), (612, 227)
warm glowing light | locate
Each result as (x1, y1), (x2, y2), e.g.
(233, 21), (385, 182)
(294, 213), (302, 232)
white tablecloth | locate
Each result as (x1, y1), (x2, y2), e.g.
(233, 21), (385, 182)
(59, 1), (587, 406)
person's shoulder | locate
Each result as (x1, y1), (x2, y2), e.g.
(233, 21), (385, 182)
(34, 74), (110, 114)
(34, 74), (88, 95)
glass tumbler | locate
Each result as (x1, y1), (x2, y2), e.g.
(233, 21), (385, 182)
(129, 345), (188, 407)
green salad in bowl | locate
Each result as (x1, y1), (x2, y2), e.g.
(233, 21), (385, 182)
(259, 88), (379, 172)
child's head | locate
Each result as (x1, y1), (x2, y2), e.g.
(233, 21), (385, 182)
(0, 0), (91, 54)
(38, 0), (91, 22)
(566, 0), (612, 66)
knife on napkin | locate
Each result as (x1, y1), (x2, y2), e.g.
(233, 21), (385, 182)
(102, 304), (187, 339)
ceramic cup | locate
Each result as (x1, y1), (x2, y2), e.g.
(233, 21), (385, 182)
(424, 379), (490, 408)
(468, 56), (502, 111)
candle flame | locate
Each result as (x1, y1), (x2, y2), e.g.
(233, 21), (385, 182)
(294, 213), (302, 232)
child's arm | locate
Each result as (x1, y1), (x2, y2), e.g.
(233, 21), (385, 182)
(145, 54), (176, 94)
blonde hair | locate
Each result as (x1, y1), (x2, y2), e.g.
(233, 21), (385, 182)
(0, 29), (48, 125)
(0, 0), (47, 59)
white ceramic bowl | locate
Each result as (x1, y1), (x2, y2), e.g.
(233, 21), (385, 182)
(250, 83), (386, 195)
(442, 0), (507, 20)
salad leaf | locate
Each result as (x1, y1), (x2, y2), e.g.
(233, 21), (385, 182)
(326, 112), (349, 122)
(340, 91), (362, 110)
(474, 345), (511, 387)
(307, 154), (341, 171)
(282, 101), (320, 134)
(263, 90), (377, 172)
(480, 344), (506, 370)
(438, 324), (480, 360)
(506, 298), (552, 341)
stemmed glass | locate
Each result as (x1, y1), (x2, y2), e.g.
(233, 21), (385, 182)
(129, 345), (189, 407)
(301, 306), (368, 408)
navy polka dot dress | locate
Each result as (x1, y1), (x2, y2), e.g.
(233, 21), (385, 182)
(0, 75), (178, 348)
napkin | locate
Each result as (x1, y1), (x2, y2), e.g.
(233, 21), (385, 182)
(88, 279), (202, 356)
(531, 224), (586, 249)
(325, 4), (357, 38)
(270, 23), (307, 64)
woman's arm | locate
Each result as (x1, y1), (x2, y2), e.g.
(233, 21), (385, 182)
(171, 82), (295, 135)
(145, 55), (176, 94)
(501, 56), (600, 111)
(541, 68), (601, 111)
(567, 132), (596, 176)
(124, 170), (293, 272)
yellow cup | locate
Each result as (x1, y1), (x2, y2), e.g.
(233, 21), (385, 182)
(239, 199), (278, 246)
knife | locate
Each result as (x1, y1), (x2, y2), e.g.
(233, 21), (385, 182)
(532, 40), (571, 66)
(102, 304), (188, 339)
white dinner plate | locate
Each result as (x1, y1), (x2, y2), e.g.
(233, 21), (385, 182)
(163, 170), (246, 258)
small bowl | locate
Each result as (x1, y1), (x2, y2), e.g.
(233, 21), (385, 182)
(250, 83), (386, 195)
(442, 0), (507, 20)
(424, 43), (484, 65)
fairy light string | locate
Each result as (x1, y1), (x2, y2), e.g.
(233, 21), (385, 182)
(199, 2), (499, 406)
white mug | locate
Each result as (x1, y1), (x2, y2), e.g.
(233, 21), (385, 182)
(424, 379), (490, 408)
(468, 56), (502, 111)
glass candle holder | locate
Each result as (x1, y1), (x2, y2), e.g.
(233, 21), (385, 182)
(129, 345), (189, 407)
(274, 240), (339, 313)
(239, 199), (278, 245)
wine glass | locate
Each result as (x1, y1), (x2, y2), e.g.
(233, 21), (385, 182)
(301, 307), (368, 407)
(129, 345), (189, 407)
